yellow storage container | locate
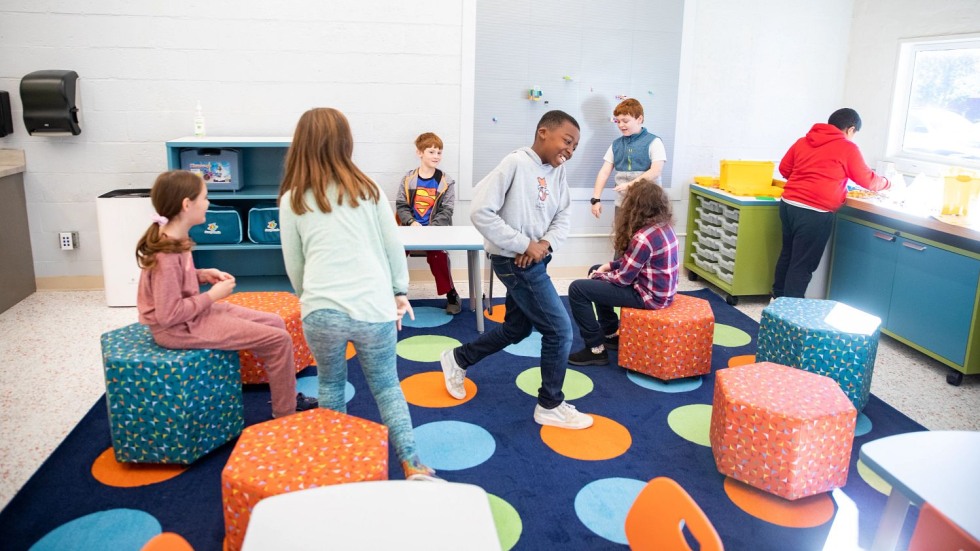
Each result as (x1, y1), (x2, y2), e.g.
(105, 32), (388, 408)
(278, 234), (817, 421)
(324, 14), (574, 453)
(941, 172), (980, 217)
(720, 160), (775, 196)
(694, 176), (720, 188)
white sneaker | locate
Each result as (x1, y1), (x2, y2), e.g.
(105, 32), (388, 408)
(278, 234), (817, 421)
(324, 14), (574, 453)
(440, 348), (467, 399)
(533, 401), (594, 429)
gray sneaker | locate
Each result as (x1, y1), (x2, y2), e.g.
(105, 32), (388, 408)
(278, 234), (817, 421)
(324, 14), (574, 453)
(533, 401), (594, 429)
(440, 348), (466, 399)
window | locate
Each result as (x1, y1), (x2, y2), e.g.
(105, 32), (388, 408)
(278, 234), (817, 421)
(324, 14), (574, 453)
(889, 34), (980, 170)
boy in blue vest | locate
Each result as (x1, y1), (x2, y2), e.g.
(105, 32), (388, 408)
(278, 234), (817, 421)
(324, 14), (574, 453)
(395, 132), (461, 314)
(589, 98), (667, 221)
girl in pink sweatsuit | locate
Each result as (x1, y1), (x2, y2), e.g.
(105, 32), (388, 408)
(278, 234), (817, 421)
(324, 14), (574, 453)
(135, 170), (316, 418)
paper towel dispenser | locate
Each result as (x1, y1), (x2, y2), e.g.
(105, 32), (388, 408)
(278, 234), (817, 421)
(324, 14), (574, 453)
(20, 70), (81, 136)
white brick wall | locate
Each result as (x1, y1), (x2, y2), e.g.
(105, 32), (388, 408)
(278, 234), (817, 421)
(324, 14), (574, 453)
(8, 1), (966, 281)
(0, 0), (465, 278)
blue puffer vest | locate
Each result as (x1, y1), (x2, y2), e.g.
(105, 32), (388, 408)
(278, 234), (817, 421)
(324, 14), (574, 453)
(612, 128), (658, 172)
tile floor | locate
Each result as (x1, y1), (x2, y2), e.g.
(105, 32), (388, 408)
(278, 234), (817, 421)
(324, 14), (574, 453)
(1, 278), (977, 510)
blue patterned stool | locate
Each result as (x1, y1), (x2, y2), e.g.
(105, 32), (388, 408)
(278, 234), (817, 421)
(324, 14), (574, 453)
(756, 298), (881, 411)
(100, 323), (244, 464)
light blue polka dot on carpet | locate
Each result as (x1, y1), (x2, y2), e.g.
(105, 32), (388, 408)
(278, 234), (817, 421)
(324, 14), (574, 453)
(297, 376), (354, 404)
(402, 306), (454, 328)
(30, 509), (161, 551)
(575, 477), (647, 544)
(504, 332), (542, 357)
(627, 371), (703, 393)
(414, 421), (496, 471)
(855, 412), (872, 436)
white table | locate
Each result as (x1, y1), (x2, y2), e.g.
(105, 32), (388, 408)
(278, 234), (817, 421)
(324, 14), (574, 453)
(396, 225), (486, 332)
(859, 430), (980, 551)
(241, 480), (501, 550)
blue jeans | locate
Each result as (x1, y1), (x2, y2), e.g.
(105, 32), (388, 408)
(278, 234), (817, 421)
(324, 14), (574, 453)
(568, 275), (645, 348)
(455, 255), (571, 409)
(302, 308), (418, 463)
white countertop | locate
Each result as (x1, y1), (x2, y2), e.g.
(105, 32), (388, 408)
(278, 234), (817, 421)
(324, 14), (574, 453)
(0, 149), (25, 179)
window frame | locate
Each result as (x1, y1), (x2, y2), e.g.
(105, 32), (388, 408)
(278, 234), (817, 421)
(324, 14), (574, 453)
(887, 32), (980, 175)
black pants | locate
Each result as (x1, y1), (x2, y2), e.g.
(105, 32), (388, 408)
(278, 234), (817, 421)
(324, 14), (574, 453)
(772, 201), (834, 298)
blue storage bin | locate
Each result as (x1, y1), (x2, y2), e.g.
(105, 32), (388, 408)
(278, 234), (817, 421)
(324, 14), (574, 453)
(189, 204), (242, 244)
(248, 204), (281, 244)
(180, 148), (243, 191)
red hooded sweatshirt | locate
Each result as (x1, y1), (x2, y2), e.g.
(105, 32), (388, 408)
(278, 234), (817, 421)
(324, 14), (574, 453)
(779, 123), (889, 212)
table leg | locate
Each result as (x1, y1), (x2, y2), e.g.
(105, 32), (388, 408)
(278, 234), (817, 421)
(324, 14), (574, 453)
(468, 250), (484, 333)
(870, 489), (911, 551)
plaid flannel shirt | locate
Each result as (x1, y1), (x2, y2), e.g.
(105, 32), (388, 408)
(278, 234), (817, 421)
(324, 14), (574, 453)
(592, 223), (678, 309)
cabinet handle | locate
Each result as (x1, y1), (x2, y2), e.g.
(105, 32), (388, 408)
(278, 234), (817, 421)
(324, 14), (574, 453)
(873, 232), (896, 242)
(902, 241), (927, 252)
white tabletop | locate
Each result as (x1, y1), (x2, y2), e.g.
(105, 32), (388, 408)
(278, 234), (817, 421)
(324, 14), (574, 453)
(396, 225), (485, 251)
(242, 480), (501, 550)
(860, 430), (980, 540)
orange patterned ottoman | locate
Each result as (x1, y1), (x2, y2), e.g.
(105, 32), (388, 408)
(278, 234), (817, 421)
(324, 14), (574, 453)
(709, 362), (857, 500)
(618, 294), (714, 380)
(220, 291), (315, 384)
(220, 408), (389, 551)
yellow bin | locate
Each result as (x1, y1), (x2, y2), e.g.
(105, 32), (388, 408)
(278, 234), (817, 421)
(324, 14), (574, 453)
(720, 160), (775, 196)
(942, 173), (980, 217)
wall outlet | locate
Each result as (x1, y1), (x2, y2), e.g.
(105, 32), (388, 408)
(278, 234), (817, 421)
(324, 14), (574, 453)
(59, 231), (79, 250)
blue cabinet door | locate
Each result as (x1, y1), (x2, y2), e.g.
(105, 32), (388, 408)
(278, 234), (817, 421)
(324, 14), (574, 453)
(887, 237), (980, 365)
(828, 218), (897, 321)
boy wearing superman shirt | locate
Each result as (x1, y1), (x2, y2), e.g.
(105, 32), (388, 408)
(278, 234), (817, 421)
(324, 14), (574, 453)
(395, 132), (461, 314)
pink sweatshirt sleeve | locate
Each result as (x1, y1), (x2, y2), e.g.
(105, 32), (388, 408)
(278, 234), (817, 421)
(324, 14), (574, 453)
(148, 253), (214, 329)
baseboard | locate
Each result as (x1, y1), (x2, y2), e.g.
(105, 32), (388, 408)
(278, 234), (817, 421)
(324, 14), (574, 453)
(35, 276), (104, 291)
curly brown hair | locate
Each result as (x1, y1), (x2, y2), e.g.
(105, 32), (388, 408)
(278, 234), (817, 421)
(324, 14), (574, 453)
(612, 179), (673, 255)
(135, 170), (201, 269)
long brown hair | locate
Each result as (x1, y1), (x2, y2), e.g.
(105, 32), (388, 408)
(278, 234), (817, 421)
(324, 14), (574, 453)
(612, 179), (673, 255)
(135, 170), (201, 269)
(279, 107), (380, 214)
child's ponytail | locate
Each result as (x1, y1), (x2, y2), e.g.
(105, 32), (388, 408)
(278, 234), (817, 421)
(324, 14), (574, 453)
(135, 170), (203, 269)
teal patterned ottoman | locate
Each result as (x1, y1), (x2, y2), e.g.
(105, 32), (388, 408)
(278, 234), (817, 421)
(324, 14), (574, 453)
(756, 298), (881, 411)
(100, 323), (244, 464)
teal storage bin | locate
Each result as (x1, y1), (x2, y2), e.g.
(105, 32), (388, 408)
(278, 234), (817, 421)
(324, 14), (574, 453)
(248, 204), (281, 244)
(189, 204), (242, 244)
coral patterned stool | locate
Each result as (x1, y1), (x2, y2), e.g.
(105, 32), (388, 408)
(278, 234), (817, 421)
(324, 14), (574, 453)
(221, 408), (389, 551)
(709, 362), (857, 500)
(756, 297), (881, 411)
(219, 291), (315, 384)
(100, 323), (243, 464)
(618, 294), (715, 380)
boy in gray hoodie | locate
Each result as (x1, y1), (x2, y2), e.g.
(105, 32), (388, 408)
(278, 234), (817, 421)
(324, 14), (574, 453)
(439, 110), (594, 430)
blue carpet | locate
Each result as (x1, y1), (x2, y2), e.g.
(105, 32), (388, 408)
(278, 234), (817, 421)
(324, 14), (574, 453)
(0, 289), (924, 550)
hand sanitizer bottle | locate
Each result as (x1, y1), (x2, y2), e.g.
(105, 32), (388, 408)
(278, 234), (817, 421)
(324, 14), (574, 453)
(194, 101), (206, 137)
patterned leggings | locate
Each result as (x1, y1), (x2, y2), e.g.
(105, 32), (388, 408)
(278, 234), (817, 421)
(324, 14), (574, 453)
(302, 308), (418, 463)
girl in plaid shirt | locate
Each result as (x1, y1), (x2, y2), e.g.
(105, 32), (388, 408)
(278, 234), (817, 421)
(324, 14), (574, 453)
(568, 179), (678, 366)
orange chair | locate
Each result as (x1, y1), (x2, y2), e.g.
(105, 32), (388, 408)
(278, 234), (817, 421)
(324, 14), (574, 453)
(624, 477), (723, 551)
(908, 502), (980, 551)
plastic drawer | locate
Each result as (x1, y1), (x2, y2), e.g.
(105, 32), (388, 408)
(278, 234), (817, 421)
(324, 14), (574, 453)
(696, 207), (724, 226)
(718, 244), (736, 260)
(721, 219), (739, 234)
(715, 265), (734, 284)
(720, 231), (738, 248)
(692, 253), (719, 273)
(722, 206), (740, 222)
(717, 256), (736, 273)
(694, 219), (723, 238)
(697, 196), (724, 214)
(698, 234), (721, 250)
(693, 242), (721, 262)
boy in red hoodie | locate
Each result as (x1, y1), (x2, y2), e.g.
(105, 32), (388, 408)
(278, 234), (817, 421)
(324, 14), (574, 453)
(773, 108), (890, 298)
